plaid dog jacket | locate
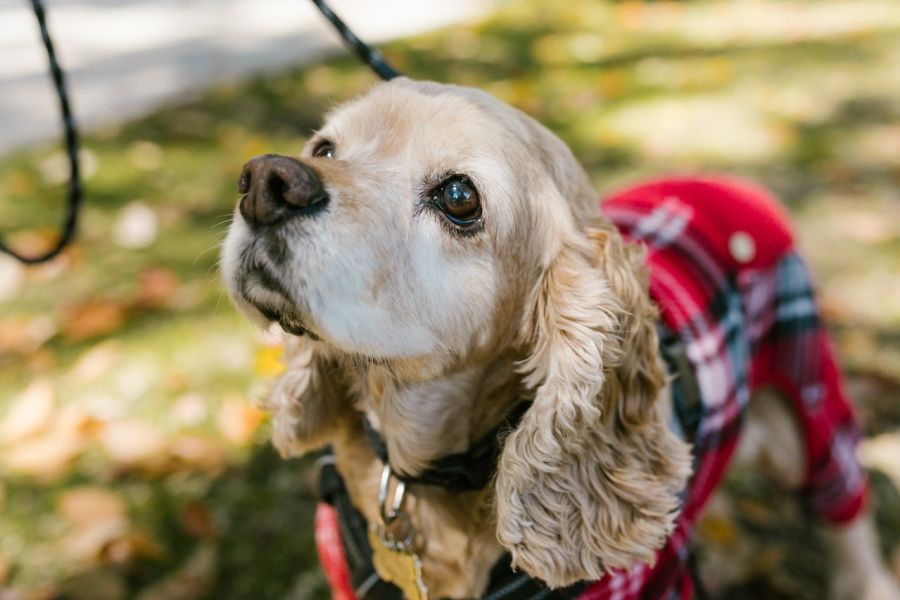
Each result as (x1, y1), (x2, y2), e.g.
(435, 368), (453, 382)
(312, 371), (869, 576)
(315, 176), (869, 600)
(581, 176), (868, 599)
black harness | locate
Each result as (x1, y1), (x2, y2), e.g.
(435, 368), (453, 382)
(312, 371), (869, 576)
(318, 325), (703, 600)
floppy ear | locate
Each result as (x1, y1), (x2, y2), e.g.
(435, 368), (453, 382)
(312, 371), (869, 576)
(494, 217), (692, 588)
(264, 336), (347, 457)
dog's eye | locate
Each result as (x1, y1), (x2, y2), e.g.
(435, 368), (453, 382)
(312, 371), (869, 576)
(312, 140), (335, 159)
(435, 176), (481, 225)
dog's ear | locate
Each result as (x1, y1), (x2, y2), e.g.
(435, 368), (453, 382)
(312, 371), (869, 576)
(264, 336), (347, 457)
(494, 212), (692, 588)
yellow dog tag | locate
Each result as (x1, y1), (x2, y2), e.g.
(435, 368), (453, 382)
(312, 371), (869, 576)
(368, 527), (429, 600)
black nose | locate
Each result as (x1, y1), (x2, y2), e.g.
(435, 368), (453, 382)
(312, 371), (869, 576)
(238, 154), (328, 227)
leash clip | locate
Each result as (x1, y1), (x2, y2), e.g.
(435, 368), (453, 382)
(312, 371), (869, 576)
(371, 464), (429, 599)
(376, 463), (414, 550)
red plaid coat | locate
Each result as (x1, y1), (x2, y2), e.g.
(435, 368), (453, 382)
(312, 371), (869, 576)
(315, 176), (868, 600)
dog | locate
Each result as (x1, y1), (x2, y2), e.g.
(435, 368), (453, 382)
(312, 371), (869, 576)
(221, 78), (899, 599)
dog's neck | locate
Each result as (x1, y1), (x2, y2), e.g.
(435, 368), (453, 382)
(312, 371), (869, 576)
(351, 352), (524, 476)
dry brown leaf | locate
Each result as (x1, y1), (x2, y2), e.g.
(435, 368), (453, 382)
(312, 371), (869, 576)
(2, 431), (86, 481)
(71, 342), (122, 384)
(137, 267), (179, 309)
(58, 487), (128, 528)
(0, 316), (56, 355)
(253, 345), (285, 376)
(7, 229), (60, 258)
(135, 544), (216, 600)
(0, 255), (25, 301)
(62, 519), (129, 563)
(697, 514), (739, 548)
(180, 502), (217, 540)
(55, 405), (104, 441)
(172, 394), (207, 427)
(168, 436), (226, 474)
(104, 531), (165, 564)
(61, 298), (128, 342)
(0, 379), (55, 445)
(99, 421), (168, 469)
(859, 432), (900, 491)
(216, 399), (265, 446)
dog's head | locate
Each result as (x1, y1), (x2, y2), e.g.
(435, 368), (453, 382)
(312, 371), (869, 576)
(222, 78), (690, 588)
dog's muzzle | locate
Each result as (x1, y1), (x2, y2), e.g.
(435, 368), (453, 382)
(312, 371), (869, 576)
(238, 154), (328, 227)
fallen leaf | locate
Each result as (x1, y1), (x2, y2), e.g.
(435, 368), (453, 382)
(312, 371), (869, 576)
(0, 379), (55, 445)
(6, 229), (60, 259)
(168, 435), (226, 474)
(0, 316), (56, 355)
(0, 255), (25, 301)
(696, 514), (739, 547)
(71, 342), (122, 384)
(172, 393), (207, 426)
(137, 267), (179, 309)
(61, 298), (128, 342)
(100, 421), (167, 469)
(58, 487), (127, 529)
(216, 399), (265, 446)
(113, 202), (158, 249)
(180, 502), (217, 540)
(2, 431), (85, 481)
(253, 345), (285, 376)
(62, 519), (129, 563)
(859, 432), (900, 490)
(135, 544), (216, 600)
(104, 531), (165, 564)
(56, 404), (104, 441)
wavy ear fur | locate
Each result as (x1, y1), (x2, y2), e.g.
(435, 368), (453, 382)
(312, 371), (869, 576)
(495, 211), (692, 587)
(265, 337), (347, 457)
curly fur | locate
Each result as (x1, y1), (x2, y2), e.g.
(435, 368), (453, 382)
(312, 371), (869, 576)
(495, 183), (691, 587)
(223, 78), (692, 597)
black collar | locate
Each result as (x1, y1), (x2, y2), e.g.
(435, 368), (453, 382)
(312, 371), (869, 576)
(361, 401), (531, 491)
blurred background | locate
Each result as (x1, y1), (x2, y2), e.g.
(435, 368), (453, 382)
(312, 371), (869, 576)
(0, 0), (898, 598)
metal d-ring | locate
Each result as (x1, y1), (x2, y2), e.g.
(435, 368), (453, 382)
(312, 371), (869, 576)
(377, 463), (407, 524)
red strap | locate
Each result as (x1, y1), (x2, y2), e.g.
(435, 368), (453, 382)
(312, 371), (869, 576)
(315, 502), (358, 600)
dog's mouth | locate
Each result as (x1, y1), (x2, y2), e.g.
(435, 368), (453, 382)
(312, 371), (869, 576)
(236, 261), (321, 341)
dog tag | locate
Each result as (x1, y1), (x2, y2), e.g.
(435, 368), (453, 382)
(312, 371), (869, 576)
(368, 527), (429, 600)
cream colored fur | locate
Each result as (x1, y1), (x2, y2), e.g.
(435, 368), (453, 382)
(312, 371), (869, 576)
(222, 78), (896, 599)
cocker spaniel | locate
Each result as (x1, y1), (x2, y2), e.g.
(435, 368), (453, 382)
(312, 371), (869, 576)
(221, 78), (899, 599)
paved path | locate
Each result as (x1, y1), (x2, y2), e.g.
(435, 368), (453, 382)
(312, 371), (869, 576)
(0, 0), (491, 156)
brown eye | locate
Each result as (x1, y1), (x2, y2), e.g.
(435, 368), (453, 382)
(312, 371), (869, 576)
(312, 140), (335, 159)
(436, 176), (481, 225)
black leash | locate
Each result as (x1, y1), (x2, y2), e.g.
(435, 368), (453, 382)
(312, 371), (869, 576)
(309, 0), (401, 81)
(1, 0), (395, 265)
(0, 0), (82, 264)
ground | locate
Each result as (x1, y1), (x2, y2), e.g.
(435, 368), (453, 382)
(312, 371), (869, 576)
(0, 1), (899, 599)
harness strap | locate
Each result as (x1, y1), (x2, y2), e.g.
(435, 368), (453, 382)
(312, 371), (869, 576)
(319, 326), (702, 598)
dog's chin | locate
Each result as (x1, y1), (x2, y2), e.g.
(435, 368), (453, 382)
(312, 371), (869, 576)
(246, 296), (322, 340)
(231, 276), (320, 341)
